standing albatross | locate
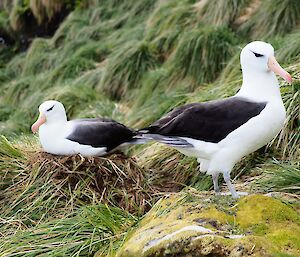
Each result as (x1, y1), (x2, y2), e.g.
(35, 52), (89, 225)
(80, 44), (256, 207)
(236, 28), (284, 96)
(31, 100), (138, 156)
(138, 41), (292, 198)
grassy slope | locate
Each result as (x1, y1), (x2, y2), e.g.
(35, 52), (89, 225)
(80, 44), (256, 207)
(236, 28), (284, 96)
(0, 0), (299, 256)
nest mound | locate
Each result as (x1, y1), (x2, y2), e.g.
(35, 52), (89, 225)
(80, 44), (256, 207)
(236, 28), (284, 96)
(27, 151), (154, 214)
(0, 137), (192, 233)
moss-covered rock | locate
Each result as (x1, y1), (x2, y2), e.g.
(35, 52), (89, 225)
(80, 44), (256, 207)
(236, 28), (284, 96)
(116, 191), (300, 257)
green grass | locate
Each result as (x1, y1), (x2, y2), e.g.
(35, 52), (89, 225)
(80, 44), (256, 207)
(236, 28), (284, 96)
(270, 65), (300, 160)
(257, 161), (300, 194)
(145, 0), (197, 56)
(101, 40), (159, 99)
(199, 0), (250, 27)
(0, 204), (138, 256)
(168, 25), (237, 85)
(239, 0), (300, 39)
(277, 31), (300, 63)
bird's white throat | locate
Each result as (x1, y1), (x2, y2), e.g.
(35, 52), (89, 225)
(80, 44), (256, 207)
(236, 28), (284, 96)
(237, 68), (282, 102)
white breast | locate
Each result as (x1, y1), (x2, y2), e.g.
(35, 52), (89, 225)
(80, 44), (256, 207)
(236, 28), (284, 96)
(38, 122), (79, 155)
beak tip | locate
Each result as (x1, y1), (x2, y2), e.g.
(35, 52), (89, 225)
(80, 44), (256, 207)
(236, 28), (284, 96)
(31, 125), (36, 133)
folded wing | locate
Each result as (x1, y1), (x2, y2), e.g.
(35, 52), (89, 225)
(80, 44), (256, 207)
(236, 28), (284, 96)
(142, 97), (267, 143)
(67, 118), (136, 151)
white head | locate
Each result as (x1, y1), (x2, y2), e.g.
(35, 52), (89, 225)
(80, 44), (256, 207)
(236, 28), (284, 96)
(240, 41), (292, 83)
(31, 100), (67, 133)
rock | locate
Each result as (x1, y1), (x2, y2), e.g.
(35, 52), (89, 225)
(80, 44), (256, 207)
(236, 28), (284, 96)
(116, 190), (300, 257)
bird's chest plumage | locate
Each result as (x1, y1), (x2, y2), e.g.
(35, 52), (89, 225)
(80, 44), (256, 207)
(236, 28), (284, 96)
(38, 123), (70, 151)
(221, 101), (286, 154)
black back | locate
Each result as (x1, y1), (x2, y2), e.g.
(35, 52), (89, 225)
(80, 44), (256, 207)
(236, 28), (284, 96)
(67, 118), (136, 152)
(143, 97), (267, 143)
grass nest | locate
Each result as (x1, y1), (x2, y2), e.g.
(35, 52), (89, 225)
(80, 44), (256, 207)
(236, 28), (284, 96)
(0, 145), (154, 236)
(0, 136), (195, 237)
(26, 151), (154, 215)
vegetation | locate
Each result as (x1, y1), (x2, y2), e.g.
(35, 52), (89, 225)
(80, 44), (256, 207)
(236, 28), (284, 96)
(0, 204), (138, 256)
(0, 0), (299, 255)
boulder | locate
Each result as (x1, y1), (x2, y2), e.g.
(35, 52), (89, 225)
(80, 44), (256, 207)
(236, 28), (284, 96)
(116, 190), (300, 257)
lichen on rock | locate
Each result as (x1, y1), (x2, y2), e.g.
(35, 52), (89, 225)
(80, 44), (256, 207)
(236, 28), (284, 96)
(116, 190), (300, 257)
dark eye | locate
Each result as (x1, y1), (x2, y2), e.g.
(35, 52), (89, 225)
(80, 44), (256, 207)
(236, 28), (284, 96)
(253, 52), (264, 57)
(46, 105), (55, 112)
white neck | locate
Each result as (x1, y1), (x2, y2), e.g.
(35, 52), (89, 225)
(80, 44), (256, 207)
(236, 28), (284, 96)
(236, 68), (282, 102)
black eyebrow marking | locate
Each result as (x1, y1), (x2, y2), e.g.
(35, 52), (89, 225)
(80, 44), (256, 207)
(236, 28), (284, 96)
(46, 105), (55, 112)
(252, 51), (264, 57)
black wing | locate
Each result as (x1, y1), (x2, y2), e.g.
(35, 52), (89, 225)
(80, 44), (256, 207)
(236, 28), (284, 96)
(143, 97), (267, 143)
(67, 118), (136, 151)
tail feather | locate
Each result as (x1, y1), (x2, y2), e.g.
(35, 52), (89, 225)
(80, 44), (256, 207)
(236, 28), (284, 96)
(127, 138), (151, 145)
(135, 133), (192, 148)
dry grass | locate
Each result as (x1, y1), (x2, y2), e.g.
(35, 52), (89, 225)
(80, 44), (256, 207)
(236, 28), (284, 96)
(0, 137), (192, 238)
(0, 137), (154, 237)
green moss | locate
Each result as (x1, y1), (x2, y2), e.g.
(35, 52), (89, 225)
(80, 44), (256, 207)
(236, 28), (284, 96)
(117, 193), (300, 257)
(268, 227), (300, 250)
(237, 195), (300, 230)
(237, 195), (300, 255)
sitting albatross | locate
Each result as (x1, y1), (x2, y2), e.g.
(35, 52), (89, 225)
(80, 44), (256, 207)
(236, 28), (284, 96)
(139, 41), (292, 198)
(31, 100), (138, 156)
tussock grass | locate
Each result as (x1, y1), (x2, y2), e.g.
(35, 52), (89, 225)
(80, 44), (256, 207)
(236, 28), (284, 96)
(48, 56), (95, 84)
(0, 136), (26, 191)
(4, 76), (34, 106)
(138, 143), (199, 192)
(21, 38), (54, 76)
(146, 0), (197, 56)
(199, 0), (250, 26)
(0, 9), (11, 39)
(213, 51), (243, 97)
(52, 10), (90, 46)
(256, 161), (300, 194)
(0, 102), (12, 121)
(272, 78), (300, 160)
(9, 0), (30, 31)
(277, 31), (300, 63)
(77, 99), (125, 122)
(101, 41), (159, 99)
(239, 0), (300, 39)
(168, 26), (237, 84)
(127, 68), (191, 128)
(24, 0), (65, 25)
(0, 204), (137, 256)
(4, 52), (26, 78)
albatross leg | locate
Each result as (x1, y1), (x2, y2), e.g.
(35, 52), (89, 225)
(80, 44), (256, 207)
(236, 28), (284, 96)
(212, 173), (220, 195)
(223, 172), (239, 198)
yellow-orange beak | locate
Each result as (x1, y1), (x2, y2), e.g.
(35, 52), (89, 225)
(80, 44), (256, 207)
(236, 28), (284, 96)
(31, 113), (46, 133)
(268, 56), (292, 84)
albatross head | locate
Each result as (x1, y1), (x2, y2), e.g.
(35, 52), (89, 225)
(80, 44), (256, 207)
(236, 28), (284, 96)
(240, 41), (292, 84)
(31, 100), (67, 133)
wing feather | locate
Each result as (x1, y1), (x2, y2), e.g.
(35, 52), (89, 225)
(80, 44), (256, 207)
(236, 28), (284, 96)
(67, 119), (136, 151)
(142, 97), (267, 143)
